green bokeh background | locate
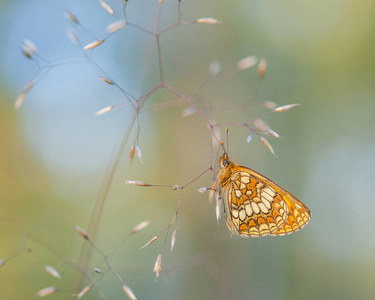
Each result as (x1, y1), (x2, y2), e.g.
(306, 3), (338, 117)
(1, 0), (375, 299)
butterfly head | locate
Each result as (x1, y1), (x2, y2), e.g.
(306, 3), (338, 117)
(219, 153), (231, 169)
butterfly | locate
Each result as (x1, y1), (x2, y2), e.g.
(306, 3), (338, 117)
(217, 153), (311, 237)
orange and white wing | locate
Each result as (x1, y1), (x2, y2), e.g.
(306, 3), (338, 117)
(223, 166), (311, 237)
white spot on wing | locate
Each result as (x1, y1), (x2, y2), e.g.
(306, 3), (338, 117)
(258, 202), (269, 214)
(245, 203), (253, 216)
(251, 202), (260, 214)
(263, 187), (276, 197)
(239, 208), (246, 221)
(263, 199), (272, 209)
(240, 173), (250, 183)
(262, 192), (274, 203)
(259, 223), (269, 233)
(232, 208), (239, 219)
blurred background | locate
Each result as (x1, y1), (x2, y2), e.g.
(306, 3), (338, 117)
(1, 0), (375, 299)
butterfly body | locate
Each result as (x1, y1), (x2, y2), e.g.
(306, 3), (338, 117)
(217, 154), (311, 237)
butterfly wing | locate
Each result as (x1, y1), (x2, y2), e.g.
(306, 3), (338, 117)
(222, 166), (311, 237)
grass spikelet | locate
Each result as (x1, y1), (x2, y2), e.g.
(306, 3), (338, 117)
(260, 136), (275, 155)
(36, 286), (58, 297)
(0, 258), (6, 268)
(209, 61), (221, 75)
(128, 145), (135, 164)
(258, 58), (267, 78)
(96, 106), (114, 116)
(66, 29), (79, 44)
(181, 106), (196, 118)
(77, 284), (93, 299)
(106, 20), (126, 33)
(75, 225), (90, 241)
(122, 284), (137, 300)
(65, 11), (79, 24)
(267, 129), (281, 138)
(195, 18), (219, 24)
(140, 236), (159, 249)
(197, 187), (207, 193)
(44, 265), (61, 280)
(246, 133), (252, 143)
(131, 221), (150, 234)
(83, 40), (104, 50)
(124, 180), (150, 187)
(272, 104), (300, 113)
(14, 92), (26, 110)
(170, 228), (177, 252)
(215, 196), (221, 223)
(100, 1), (114, 14)
(22, 49), (32, 59)
(135, 144), (143, 163)
(22, 39), (37, 55)
(208, 189), (215, 203)
(253, 119), (270, 131)
(236, 56), (258, 71)
(98, 76), (114, 84)
(261, 100), (277, 109)
(153, 254), (162, 278)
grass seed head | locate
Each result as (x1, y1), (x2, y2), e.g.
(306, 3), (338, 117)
(37, 286), (58, 297)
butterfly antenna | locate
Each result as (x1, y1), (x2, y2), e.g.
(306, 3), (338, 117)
(220, 141), (226, 155)
(226, 128), (229, 155)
